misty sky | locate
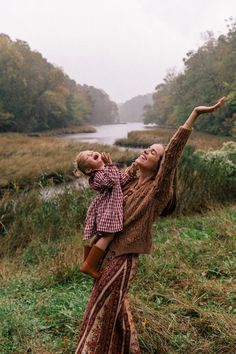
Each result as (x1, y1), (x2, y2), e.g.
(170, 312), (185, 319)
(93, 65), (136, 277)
(0, 0), (235, 102)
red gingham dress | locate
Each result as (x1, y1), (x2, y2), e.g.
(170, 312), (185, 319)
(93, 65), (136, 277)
(83, 165), (131, 240)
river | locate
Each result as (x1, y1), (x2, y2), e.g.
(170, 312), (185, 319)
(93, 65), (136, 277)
(64, 122), (155, 145)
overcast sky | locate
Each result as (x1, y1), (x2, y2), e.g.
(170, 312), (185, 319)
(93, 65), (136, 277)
(0, 0), (235, 102)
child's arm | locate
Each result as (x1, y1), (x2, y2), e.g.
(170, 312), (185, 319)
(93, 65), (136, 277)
(124, 162), (139, 177)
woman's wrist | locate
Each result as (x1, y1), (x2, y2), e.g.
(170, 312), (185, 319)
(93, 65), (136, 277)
(183, 109), (199, 130)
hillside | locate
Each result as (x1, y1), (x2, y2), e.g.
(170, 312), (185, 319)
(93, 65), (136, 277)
(0, 34), (117, 132)
(118, 93), (153, 122)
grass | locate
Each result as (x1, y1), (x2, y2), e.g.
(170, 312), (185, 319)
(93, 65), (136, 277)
(134, 208), (236, 353)
(0, 188), (235, 353)
(115, 126), (235, 150)
(0, 133), (138, 188)
(0, 271), (92, 354)
(0, 129), (235, 352)
(39, 125), (97, 136)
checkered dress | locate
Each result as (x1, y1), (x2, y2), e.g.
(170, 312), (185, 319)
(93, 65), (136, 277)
(83, 165), (132, 240)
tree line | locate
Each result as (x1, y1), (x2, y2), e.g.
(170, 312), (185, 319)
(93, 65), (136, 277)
(144, 19), (236, 137)
(0, 34), (117, 132)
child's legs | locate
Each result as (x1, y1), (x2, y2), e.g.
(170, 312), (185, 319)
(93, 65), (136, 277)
(95, 233), (114, 251)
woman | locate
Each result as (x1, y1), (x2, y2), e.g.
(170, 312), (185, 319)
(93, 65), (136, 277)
(75, 97), (225, 354)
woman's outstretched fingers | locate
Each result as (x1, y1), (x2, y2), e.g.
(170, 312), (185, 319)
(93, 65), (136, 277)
(214, 96), (225, 109)
(194, 97), (225, 115)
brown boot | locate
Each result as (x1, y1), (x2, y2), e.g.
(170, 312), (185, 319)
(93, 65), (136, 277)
(80, 245), (105, 279)
(83, 245), (92, 261)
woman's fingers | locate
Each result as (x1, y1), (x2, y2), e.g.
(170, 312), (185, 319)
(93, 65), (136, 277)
(194, 97), (225, 114)
(213, 96), (225, 109)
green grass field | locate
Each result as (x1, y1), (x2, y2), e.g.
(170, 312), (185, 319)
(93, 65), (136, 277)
(0, 188), (235, 353)
(0, 131), (235, 353)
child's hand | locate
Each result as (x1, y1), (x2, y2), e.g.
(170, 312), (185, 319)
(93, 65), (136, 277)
(101, 152), (112, 165)
(73, 168), (81, 177)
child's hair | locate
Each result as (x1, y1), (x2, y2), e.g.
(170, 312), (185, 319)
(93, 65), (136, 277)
(73, 152), (91, 176)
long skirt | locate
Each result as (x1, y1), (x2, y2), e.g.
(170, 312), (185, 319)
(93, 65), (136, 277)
(75, 254), (141, 354)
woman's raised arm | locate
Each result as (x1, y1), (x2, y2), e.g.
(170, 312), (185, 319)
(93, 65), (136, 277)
(153, 97), (226, 209)
(183, 97), (225, 130)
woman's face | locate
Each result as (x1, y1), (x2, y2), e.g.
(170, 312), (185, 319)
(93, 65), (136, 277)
(135, 144), (164, 172)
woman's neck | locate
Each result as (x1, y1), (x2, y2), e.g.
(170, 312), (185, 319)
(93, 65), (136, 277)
(137, 169), (154, 186)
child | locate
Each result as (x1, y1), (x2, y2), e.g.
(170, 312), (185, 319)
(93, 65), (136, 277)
(74, 150), (137, 279)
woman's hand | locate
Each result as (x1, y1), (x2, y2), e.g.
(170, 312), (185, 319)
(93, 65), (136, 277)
(194, 97), (225, 115)
(101, 152), (112, 165)
(183, 97), (225, 130)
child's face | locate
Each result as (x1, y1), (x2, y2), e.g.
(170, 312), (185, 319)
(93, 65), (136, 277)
(80, 150), (105, 173)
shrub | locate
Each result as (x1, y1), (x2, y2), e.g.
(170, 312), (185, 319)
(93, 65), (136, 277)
(0, 188), (95, 257)
(177, 142), (236, 213)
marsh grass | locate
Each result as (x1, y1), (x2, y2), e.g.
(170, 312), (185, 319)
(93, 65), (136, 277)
(40, 125), (96, 136)
(0, 134), (138, 188)
(0, 194), (235, 353)
(115, 127), (235, 150)
(0, 130), (236, 353)
(131, 208), (236, 353)
(0, 188), (95, 257)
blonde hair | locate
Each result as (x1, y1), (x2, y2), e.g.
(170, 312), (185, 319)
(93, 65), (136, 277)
(73, 152), (91, 176)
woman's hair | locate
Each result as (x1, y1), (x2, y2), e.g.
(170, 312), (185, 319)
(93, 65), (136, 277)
(73, 152), (91, 176)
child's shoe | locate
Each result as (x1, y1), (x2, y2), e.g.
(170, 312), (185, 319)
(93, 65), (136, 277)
(80, 245), (105, 279)
(83, 245), (92, 261)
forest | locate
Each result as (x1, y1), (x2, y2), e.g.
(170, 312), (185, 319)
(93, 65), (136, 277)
(0, 34), (117, 132)
(144, 20), (236, 137)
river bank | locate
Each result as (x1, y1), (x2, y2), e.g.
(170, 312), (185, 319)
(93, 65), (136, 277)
(1, 123), (234, 191)
(115, 126), (235, 150)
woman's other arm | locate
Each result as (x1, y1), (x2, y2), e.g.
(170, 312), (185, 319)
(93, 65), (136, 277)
(183, 97), (225, 129)
(153, 97), (225, 200)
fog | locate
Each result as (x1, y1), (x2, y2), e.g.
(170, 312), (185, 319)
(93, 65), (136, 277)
(0, 0), (235, 102)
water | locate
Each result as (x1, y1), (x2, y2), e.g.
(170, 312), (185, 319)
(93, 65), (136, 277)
(64, 122), (155, 145)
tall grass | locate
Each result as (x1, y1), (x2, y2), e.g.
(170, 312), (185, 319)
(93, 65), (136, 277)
(0, 196), (235, 353)
(115, 127), (235, 150)
(0, 188), (95, 257)
(0, 134), (138, 188)
(1, 130), (235, 353)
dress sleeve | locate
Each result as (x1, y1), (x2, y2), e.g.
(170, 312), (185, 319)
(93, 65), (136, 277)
(119, 170), (133, 186)
(92, 165), (121, 189)
(153, 126), (192, 199)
